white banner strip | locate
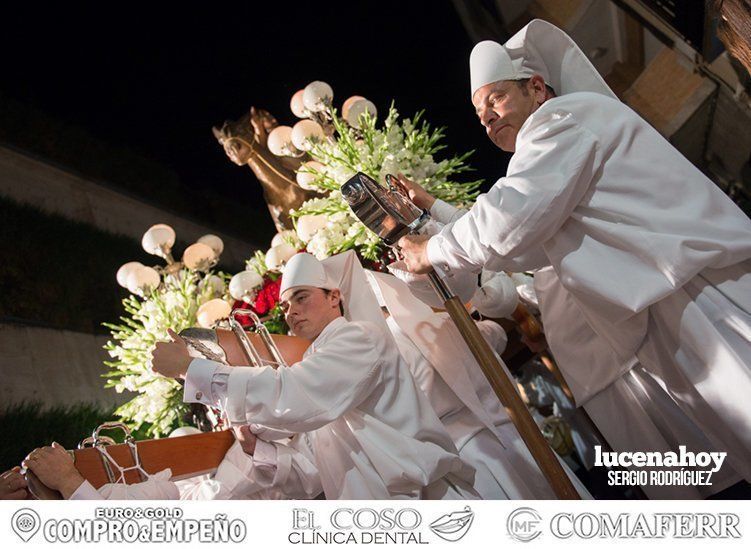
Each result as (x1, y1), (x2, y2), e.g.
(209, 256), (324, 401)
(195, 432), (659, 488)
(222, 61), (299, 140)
(1, 499), (748, 548)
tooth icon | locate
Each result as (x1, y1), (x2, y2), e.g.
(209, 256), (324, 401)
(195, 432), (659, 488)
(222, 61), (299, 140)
(429, 506), (475, 542)
(12, 508), (41, 542)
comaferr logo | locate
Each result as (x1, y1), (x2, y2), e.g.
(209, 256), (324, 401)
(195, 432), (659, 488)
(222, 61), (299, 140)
(507, 507), (542, 542)
(550, 512), (741, 539)
(505, 509), (742, 541)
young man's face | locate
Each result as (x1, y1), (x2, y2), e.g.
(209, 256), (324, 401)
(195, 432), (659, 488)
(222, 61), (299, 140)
(472, 77), (544, 152)
(280, 286), (342, 340)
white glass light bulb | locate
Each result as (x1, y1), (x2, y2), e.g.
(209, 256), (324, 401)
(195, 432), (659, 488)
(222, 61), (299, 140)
(183, 242), (216, 271)
(169, 426), (202, 438)
(296, 214), (328, 242)
(141, 224), (176, 256)
(302, 81), (333, 113)
(346, 99), (377, 129)
(265, 242), (297, 271)
(126, 266), (160, 295)
(290, 89), (308, 118)
(291, 120), (325, 152)
(196, 298), (232, 328)
(271, 229), (297, 248)
(229, 270), (263, 301)
(341, 95), (365, 119)
(116, 261), (144, 288)
(267, 126), (297, 157)
(207, 274), (225, 294)
(296, 160), (325, 191)
(197, 234), (224, 256)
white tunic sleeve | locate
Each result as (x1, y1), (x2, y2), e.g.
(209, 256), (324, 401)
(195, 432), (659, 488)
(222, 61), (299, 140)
(427, 110), (600, 274)
(223, 322), (385, 431)
(69, 480), (104, 500)
(69, 469), (180, 500)
(430, 199), (465, 224)
(178, 437), (321, 500)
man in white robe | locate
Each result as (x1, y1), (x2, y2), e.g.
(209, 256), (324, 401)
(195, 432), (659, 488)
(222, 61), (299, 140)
(396, 176), (742, 498)
(151, 252), (477, 499)
(397, 19), (751, 493)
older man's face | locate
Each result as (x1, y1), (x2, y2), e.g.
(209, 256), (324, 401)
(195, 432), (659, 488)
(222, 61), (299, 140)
(472, 79), (540, 152)
(280, 286), (342, 340)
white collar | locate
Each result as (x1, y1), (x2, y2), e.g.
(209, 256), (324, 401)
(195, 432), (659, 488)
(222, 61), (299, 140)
(308, 316), (348, 354)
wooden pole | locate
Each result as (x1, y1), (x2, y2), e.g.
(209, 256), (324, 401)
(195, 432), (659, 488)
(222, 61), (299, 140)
(510, 304), (576, 404)
(433, 274), (580, 499)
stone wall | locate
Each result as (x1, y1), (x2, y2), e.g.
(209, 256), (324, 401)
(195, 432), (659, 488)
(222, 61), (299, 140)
(0, 322), (131, 409)
(0, 146), (256, 267)
(0, 146), (260, 408)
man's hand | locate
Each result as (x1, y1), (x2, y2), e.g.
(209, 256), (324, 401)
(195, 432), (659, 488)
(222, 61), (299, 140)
(150, 329), (192, 380)
(397, 234), (433, 274)
(232, 425), (258, 455)
(0, 467), (29, 500)
(392, 173), (436, 210)
(23, 443), (84, 499)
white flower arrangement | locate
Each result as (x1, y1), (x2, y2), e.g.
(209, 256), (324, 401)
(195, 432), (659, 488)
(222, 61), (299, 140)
(291, 104), (481, 260)
(103, 268), (229, 437)
(102, 92), (483, 435)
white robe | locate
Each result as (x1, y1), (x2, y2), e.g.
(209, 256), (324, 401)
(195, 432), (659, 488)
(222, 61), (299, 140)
(370, 270), (590, 499)
(536, 267), (743, 498)
(428, 197), (604, 472)
(426, 91), (751, 492)
(430, 200), (740, 491)
(185, 316), (477, 499)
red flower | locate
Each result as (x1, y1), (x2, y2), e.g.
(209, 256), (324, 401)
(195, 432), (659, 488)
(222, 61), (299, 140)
(231, 299), (254, 327)
(252, 277), (282, 316)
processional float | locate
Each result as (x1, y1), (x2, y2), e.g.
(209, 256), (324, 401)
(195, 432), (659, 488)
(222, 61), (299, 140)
(25, 94), (577, 499)
(25, 312), (310, 499)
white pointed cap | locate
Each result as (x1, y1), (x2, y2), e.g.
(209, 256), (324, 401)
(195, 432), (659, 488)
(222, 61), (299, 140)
(470, 40), (532, 96)
(470, 19), (616, 100)
(279, 253), (337, 298)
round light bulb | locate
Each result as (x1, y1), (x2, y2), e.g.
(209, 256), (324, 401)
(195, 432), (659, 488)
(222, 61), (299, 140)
(183, 242), (217, 271)
(290, 89), (308, 118)
(303, 81), (333, 113)
(265, 242), (297, 271)
(169, 426), (202, 438)
(291, 120), (325, 152)
(196, 298), (232, 328)
(267, 126), (298, 157)
(296, 214), (328, 242)
(342, 95), (365, 119)
(296, 160), (325, 191)
(116, 261), (144, 288)
(126, 266), (160, 296)
(207, 274), (225, 294)
(229, 270), (264, 301)
(345, 99), (377, 129)
(271, 229), (297, 248)
(198, 234), (224, 257)
(141, 224), (176, 256)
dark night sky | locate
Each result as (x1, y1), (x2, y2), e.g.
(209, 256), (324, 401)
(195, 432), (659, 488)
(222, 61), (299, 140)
(1, 2), (511, 239)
